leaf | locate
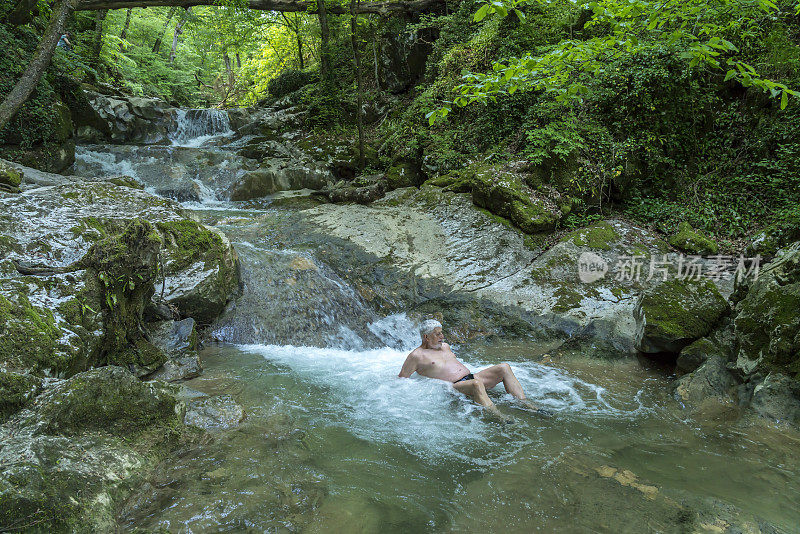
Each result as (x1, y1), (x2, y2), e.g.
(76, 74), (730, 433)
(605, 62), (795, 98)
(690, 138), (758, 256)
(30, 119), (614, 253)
(514, 8), (526, 22)
(724, 69), (736, 82)
(474, 4), (491, 22)
(780, 90), (788, 110)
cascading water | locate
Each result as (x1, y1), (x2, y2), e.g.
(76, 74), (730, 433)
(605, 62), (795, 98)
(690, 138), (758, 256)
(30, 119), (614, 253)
(170, 108), (234, 147)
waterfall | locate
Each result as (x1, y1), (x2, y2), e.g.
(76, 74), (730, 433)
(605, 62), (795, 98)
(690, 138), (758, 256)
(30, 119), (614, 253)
(170, 108), (233, 147)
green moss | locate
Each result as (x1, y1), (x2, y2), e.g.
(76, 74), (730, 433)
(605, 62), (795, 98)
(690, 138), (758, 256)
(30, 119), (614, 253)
(0, 293), (63, 375)
(668, 222), (719, 255)
(551, 285), (585, 313)
(386, 163), (420, 190)
(61, 191), (79, 200)
(41, 367), (180, 437)
(0, 161), (22, 188)
(81, 220), (166, 371)
(567, 221), (621, 250)
(424, 170), (474, 193)
(638, 278), (729, 341)
(470, 166), (560, 234)
(0, 370), (42, 421)
(106, 176), (143, 189)
(0, 463), (84, 532)
(157, 219), (223, 271)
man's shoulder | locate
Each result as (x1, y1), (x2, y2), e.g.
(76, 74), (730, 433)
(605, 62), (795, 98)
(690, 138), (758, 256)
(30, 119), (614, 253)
(408, 347), (423, 358)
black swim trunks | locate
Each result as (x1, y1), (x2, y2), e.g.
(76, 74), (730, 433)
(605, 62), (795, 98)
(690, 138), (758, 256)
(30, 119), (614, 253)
(454, 373), (475, 383)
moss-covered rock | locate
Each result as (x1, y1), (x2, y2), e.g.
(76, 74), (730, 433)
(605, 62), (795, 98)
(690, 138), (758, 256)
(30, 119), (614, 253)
(566, 221), (621, 251)
(0, 160), (22, 189)
(0, 179), (239, 375)
(157, 219), (241, 324)
(470, 165), (565, 234)
(386, 162), (422, 189)
(0, 367), (193, 532)
(37, 366), (182, 436)
(0, 371), (42, 422)
(0, 293), (61, 374)
(668, 222), (719, 255)
(634, 277), (730, 353)
(79, 219), (168, 373)
(732, 242), (800, 378)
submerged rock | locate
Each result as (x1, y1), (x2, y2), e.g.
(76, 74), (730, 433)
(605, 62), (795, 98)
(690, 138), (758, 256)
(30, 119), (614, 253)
(184, 394), (244, 431)
(672, 356), (736, 404)
(749, 373), (800, 424)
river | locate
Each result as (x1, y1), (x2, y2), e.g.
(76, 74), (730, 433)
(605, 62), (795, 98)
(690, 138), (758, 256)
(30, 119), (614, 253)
(71, 109), (800, 533)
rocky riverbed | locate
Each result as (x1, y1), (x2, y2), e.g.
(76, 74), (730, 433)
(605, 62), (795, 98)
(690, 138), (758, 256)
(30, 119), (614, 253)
(1, 92), (799, 532)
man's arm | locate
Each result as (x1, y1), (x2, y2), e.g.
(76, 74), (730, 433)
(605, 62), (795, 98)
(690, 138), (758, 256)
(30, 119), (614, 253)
(398, 351), (418, 378)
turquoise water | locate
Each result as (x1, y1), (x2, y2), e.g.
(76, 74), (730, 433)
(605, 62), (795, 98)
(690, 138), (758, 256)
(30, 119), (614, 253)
(122, 340), (800, 533)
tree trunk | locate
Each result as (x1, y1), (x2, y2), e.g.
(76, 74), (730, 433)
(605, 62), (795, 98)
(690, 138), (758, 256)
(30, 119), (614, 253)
(152, 6), (177, 53)
(350, 0), (364, 170)
(92, 9), (108, 65)
(0, 0), (74, 133)
(372, 21), (379, 86)
(295, 13), (304, 70)
(169, 7), (190, 64)
(316, 0), (330, 80)
(119, 7), (132, 49)
(223, 51), (234, 89)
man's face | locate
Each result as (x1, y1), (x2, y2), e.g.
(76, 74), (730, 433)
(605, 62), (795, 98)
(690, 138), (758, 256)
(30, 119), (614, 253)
(424, 327), (444, 349)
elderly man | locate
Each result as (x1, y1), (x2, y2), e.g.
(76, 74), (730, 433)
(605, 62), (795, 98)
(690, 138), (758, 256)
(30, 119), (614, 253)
(398, 319), (539, 414)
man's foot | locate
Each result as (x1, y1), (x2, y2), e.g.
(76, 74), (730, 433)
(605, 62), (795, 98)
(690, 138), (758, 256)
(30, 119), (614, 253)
(485, 404), (514, 424)
(519, 399), (554, 417)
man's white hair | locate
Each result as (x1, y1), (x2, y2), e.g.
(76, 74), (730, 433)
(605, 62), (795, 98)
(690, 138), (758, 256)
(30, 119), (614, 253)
(419, 319), (442, 337)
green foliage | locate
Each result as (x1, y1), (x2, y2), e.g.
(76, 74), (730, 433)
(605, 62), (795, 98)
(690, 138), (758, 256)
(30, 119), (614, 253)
(0, 23), (64, 147)
(302, 82), (345, 127)
(427, 0), (800, 123)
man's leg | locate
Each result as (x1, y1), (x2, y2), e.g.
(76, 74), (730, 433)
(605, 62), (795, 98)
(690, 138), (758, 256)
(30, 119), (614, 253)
(453, 378), (494, 407)
(476, 363), (540, 411)
(475, 363), (526, 398)
(453, 378), (511, 419)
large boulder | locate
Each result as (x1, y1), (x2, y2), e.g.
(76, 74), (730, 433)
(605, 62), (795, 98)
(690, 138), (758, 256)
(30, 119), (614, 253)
(749, 373), (800, 424)
(672, 356), (736, 404)
(298, 187), (698, 352)
(157, 219), (241, 324)
(0, 366), (189, 532)
(634, 278), (730, 353)
(74, 91), (175, 144)
(0, 175), (240, 376)
(379, 27), (438, 93)
(668, 222), (719, 255)
(732, 242), (800, 377)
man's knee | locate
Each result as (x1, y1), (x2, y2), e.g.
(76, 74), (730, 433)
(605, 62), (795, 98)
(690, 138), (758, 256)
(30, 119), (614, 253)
(499, 363), (512, 374)
(470, 379), (486, 392)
